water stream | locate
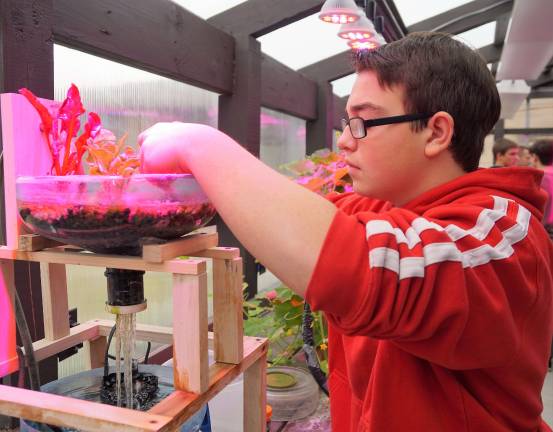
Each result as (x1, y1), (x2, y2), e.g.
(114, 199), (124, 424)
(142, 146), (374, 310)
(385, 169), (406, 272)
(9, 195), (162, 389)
(114, 312), (137, 408)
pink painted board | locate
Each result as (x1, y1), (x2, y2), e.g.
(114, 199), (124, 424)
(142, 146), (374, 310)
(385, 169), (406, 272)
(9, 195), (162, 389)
(0, 93), (58, 377)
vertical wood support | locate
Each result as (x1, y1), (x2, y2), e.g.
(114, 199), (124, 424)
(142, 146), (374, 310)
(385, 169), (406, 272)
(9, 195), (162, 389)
(0, 260), (17, 377)
(306, 81), (335, 154)
(243, 352), (267, 432)
(0, 3), (57, 407)
(217, 33), (262, 298)
(213, 257), (244, 364)
(84, 337), (107, 370)
(40, 263), (70, 341)
(172, 272), (208, 393)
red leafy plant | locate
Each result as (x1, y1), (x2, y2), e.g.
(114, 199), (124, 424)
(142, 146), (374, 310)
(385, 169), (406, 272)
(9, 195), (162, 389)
(19, 84), (140, 176)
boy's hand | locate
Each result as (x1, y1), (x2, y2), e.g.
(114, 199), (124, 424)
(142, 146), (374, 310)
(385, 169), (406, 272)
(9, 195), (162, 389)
(138, 122), (194, 174)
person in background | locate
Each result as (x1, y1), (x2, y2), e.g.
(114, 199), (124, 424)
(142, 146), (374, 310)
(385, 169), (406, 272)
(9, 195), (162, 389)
(139, 33), (553, 431)
(530, 138), (553, 370)
(491, 137), (519, 167)
(519, 145), (536, 167)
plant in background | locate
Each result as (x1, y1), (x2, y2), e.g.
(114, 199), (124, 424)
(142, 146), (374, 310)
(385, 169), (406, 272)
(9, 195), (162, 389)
(243, 286), (328, 373)
(281, 148), (352, 195)
(19, 84), (140, 176)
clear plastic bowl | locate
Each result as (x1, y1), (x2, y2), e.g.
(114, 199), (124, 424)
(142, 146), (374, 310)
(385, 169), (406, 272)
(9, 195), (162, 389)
(16, 174), (215, 255)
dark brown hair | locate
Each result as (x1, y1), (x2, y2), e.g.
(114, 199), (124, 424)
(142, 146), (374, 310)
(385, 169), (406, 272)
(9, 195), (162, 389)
(530, 139), (553, 166)
(353, 32), (500, 172)
(492, 138), (518, 162)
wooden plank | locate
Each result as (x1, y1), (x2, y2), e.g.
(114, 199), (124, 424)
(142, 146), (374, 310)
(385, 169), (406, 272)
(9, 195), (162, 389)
(40, 262), (70, 340)
(0, 247), (207, 275)
(52, 0), (234, 94)
(209, 0), (324, 38)
(97, 320), (174, 345)
(149, 336), (268, 431)
(479, 43), (503, 64)
(143, 232), (218, 263)
(307, 82), (335, 154)
(0, 336), (268, 432)
(219, 34), (262, 158)
(213, 258), (244, 364)
(0, 1), (58, 395)
(31, 321), (100, 362)
(261, 54), (318, 120)
(333, 94), (347, 131)
(192, 246), (240, 260)
(172, 272), (209, 393)
(0, 384), (171, 432)
(0, 93), (59, 249)
(19, 234), (64, 252)
(84, 336), (107, 370)
(244, 353), (267, 432)
(407, 0), (513, 34)
(299, 50), (353, 83)
(0, 260), (17, 377)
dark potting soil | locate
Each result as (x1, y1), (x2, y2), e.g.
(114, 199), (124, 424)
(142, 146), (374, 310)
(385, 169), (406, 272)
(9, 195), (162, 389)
(19, 203), (215, 255)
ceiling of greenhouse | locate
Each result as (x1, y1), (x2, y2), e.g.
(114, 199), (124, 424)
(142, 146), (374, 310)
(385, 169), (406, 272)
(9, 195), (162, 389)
(172, 0), (553, 99)
(171, 0), (248, 19)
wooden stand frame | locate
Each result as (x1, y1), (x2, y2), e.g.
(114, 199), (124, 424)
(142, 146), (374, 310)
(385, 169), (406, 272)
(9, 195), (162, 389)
(0, 233), (268, 431)
(0, 92), (267, 431)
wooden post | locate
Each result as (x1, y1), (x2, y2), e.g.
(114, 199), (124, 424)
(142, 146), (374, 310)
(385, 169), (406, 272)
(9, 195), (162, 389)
(40, 263), (70, 341)
(0, 2), (57, 404)
(84, 336), (107, 370)
(0, 260), (17, 377)
(244, 352), (267, 432)
(213, 257), (244, 364)
(307, 81), (335, 154)
(172, 272), (209, 393)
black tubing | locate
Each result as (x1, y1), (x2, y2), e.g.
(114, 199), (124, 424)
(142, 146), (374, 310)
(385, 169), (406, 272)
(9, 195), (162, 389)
(301, 303), (328, 396)
(14, 289), (41, 391)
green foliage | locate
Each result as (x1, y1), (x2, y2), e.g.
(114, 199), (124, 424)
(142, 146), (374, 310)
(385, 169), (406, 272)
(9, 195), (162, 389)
(243, 286), (328, 373)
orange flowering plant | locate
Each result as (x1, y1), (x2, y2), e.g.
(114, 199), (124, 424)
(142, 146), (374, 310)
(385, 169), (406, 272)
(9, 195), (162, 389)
(281, 148), (352, 195)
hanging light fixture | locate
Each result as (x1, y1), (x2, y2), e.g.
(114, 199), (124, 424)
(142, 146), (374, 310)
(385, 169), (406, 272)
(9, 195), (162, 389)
(318, 0), (361, 24)
(348, 39), (379, 51)
(337, 8), (376, 41)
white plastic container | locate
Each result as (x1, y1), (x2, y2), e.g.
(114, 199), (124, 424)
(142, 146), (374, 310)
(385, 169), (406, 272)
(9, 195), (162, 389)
(266, 366), (320, 422)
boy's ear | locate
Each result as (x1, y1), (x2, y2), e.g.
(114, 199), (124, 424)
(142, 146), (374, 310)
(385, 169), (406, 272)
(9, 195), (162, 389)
(424, 111), (455, 158)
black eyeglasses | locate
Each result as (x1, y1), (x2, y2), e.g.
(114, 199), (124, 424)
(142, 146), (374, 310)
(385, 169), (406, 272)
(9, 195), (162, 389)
(341, 113), (433, 139)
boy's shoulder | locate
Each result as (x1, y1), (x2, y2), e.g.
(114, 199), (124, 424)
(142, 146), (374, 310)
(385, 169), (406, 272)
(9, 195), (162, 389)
(326, 192), (392, 215)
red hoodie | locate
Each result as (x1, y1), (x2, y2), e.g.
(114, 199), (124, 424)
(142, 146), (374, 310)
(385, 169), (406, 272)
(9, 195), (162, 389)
(306, 167), (553, 431)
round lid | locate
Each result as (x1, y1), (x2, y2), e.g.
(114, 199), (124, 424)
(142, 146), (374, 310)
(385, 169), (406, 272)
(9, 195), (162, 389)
(267, 371), (298, 389)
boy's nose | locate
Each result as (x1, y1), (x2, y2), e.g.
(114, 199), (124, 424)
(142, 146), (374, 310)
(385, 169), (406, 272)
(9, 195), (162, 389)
(337, 127), (357, 152)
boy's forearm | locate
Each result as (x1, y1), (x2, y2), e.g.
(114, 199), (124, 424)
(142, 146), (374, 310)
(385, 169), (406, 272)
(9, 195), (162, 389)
(180, 129), (337, 297)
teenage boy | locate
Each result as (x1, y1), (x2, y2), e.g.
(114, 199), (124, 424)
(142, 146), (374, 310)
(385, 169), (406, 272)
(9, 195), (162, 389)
(139, 32), (553, 432)
(492, 137), (520, 167)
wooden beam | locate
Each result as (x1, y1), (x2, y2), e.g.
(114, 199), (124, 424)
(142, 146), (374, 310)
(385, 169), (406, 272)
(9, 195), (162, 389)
(408, 0), (513, 34)
(333, 94), (347, 131)
(299, 51), (353, 83)
(307, 82), (334, 154)
(528, 88), (553, 99)
(0, 1), (58, 401)
(0, 247), (207, 275)
(52, 0), (234, 94)
(261, 54), (317, 120)
(479, 43), (503, 64)
(528, 67), (553, 89)
(213, 258), (244, 364)
(217, 35), (262, 296)
(209, 0), (324, 38)
(376, 0), (407, 40)
(504, 127), (553, 135)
